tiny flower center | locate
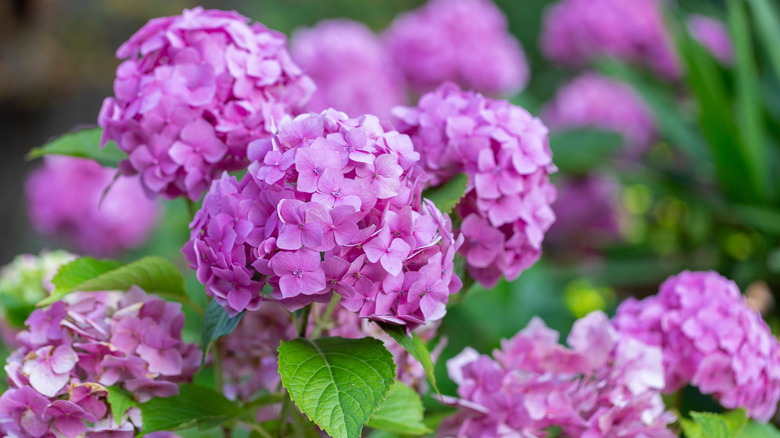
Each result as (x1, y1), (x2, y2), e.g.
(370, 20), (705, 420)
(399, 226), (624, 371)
(292, 267), (304, 277)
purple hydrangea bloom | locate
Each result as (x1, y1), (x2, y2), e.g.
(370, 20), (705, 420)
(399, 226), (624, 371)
(290, 19), (406, 119)
(184, 109), (462, 328)
(545, 175), (623, 255)
(99, 7), (315, 200)
(614, 271), (780, 421)
(542, 73), (656, 153)
(26, 157), (160, 257)
(440, 311), (675, 437)
(384, 0), (528, 96)
(687, 14), (734, 65)
(393, 82), (556, 288)
(540, 0), (679, 79)
(0, 287), (200, 437)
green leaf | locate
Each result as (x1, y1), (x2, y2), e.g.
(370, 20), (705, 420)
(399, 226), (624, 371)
(367, 382), (430, 435)
(422, 173), (468, 214)
(548, 129), (623, 173)
(201, 300), (245, 353)
(277, 337), (396, 438)
(379, 323), (439, 395)
(683, 409), (747, 438)
(38, 256), (187, 307)
(748, 0), (780, 86)
(27, 128), (126, 168)
(738, 420), (780, 438)
(140, 384), (242, 434)
(106, 385), (137, 425)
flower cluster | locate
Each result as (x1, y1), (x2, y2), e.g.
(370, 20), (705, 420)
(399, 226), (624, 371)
(542, 73), (656, 153)
(540, 0), (679, 79)
(184, 109), (462, 328)
(687, 14), (734, 65)
(546, 175), (623, 254)
(385, 0), (528, 96)
(0, 251), (74, 347)
(393, 82), (556, 287)
(0, 287), (201, 437)
(26, 156), (160, 257)
(99, 7), (315, 200)
(290, 19), (405, 119)
(614, 271), (780, 421)
(440, 311), (675, 437)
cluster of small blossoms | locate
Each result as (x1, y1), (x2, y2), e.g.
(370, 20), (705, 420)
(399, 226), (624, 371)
(384, 0), (528, 96)
(184, 109), (462, 328)
(546, 175), (623, 255)
(290, 19), (406, 119)
(0, 250), (74, 346)
(540, 0), (680, 79)
(0, 287), (201, 437)
(393, 82), (556, 288)
(542, 73), (656, 153)
(687, 14), (734, 65)
(614, 271), (780, 421)
(440, 311), (675, 438)
(99, 7), (315, 200)
(26, 156), (160, 257)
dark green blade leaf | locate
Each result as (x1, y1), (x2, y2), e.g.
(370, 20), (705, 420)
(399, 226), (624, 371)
(548, 129), (623, 174)
(422, 173), (468, 214)
(367, 381), (430, 435)
(748, 0), (780, 86)
(106, 385), (137, 425)
(201, 300), (245, 353)
(278, 337), (396, 438)
(379, 323), (439, 395)
(38, 256), (187, 307)
(27, 128), (126, 168)
(140, 384), (242, 434)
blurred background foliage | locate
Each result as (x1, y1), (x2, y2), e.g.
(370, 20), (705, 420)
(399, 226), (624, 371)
(2, 0), (779, 421)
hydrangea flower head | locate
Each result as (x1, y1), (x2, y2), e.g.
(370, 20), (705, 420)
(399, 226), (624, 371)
(393, 82), (556, 287)
(291, 19), (406, 119)
(99, 7), (315, 200)
(384, 0), (528, 96)
(542, 73), (656, 153)
(1, 288), (201, 436)
(540, 0), (679, 78)
(687, 14), (734, 65)
(614, 271), (780, 421)
(26, 156), (160, 257)
(440, 311), (675, 437)
(184, 109), (462, 328)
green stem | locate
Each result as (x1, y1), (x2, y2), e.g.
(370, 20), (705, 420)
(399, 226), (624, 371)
(277, 392), (293, 438)
(298, 305), (312, 338)
(186, 199), (197, 219)
(213, 339), (224, 395)
(248, 422), (273, 438)
(311, 294), (340, 338)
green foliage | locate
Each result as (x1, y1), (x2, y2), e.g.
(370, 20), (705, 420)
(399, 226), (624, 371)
(140, 384), (242, 434)
(681, 409), (747, 438)
(201, 300), (245, 353)
(738, 420), (780, 438)
(379, 323), (439, 394)
(27, 127), (125, 168)
(38, 256), (188, 307)
(548, 129), (623, 173)
(421, 173), (468, 214)
(367, 382), (429, 435)
(277, 337), (396, 438)
(106, 385), (137, 425)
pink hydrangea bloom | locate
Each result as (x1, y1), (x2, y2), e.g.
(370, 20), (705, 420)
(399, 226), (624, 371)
(26, 157), (160, 257)
(542, 73), (656, 152)
(0, 288), (200, 437)
(546, 175), (623, 254)
(440, 311), (675, 437)
(290, 19), (406, 119)
(687, 14), (734, 65)
(393, 82), (556, 287)
(99, 7), (315, 200)
(184, 109), (462, 328)
(384, 0), (528, 96)
(614, 271), (780, 421)
(540, 0), (679, 79)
